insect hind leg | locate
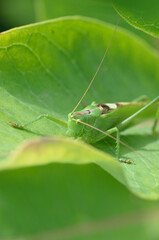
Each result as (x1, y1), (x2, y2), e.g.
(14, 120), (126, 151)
(152, 102), (159, 135)
(117, 96), (159, 132)
(132, 95), (150, 102)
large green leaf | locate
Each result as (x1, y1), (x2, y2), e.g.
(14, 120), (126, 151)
(0, 0), (159, 49)
(113, 0), (159, 37)
(0, 16), (159, 239)
(0, 17), (159, 200)
(1, 164), (159, 239)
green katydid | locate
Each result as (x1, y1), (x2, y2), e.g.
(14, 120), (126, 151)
(9, 17), (159, 163)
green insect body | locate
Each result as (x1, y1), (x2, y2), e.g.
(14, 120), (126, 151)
(67, 101), (157, 144)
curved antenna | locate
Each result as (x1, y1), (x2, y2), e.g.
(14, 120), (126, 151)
(71, 16), (120, 114)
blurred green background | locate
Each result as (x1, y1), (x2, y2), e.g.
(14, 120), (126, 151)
(0, 0), (159, 239)
(0, 0), (159, 49)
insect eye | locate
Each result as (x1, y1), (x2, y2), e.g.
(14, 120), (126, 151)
(97, 104), (110, 114)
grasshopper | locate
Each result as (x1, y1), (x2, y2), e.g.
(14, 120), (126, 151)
(9, 17), (159, 163)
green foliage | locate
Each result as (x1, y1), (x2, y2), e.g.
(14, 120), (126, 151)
(113, 0), (159, 37)
(1, 164), (159, 239)
(0, 1), (159, 239)
(0, 17), (159, 198)
(1, 0), (159, 46)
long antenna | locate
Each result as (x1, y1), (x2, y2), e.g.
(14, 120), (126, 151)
(71, 16), (120, 114)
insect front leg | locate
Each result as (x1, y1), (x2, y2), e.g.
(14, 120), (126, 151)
(9, 114), (67, 129)
(74, 119), (134, 163)
(107, 127), (132, 164)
